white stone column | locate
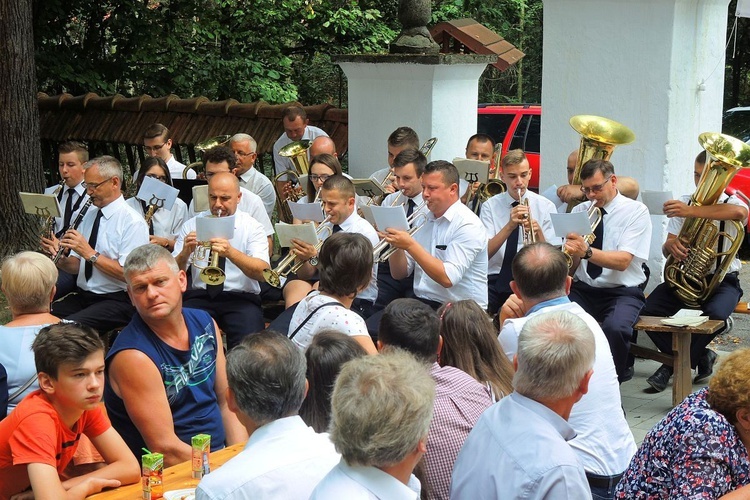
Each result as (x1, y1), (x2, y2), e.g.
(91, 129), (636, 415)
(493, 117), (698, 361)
(540, 0), (730, 281)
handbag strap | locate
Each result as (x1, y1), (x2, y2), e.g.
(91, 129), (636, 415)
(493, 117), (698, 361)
(7, 374), (37, 404)
(289, 302), (340, 340)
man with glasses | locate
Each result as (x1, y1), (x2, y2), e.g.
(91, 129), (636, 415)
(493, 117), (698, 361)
(557, 149), (640, 210)
(563, 159), (651, 383)
(143, 123), (195, 180)
(230, 133), (275, 219)
(49, 156), (149, 334)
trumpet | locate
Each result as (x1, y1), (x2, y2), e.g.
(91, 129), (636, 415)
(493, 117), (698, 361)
(520, 189), (537, 245)
(373, 202), (427, 263)
(263, 216), (332, 288)
(189, 210), (226, 286)
(562, 204), (602, 268)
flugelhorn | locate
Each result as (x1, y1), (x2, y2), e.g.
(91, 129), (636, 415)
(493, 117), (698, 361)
(53, 198), (94, 264)
(263, 216), (332, 288)
(274, 139), (312, 223)
(190, 210), (226, 286)
(520, 189), (537, 245)
(562, 204), (602, 268)
(373, 202), (427, 262)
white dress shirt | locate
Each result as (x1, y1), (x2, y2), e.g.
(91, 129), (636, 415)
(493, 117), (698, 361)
(167, 155), (196, 180)
(174, 210), (269, 294)
(481, 190), (560, 274)
(238, 167), (276, 219)
(311, 459), (421, 500)
(667, 193), (747, 274)
(272, 126), (328, 177)
(45, 182), (88, 234)
(195, 416), (339, 500)
(321, 211), (379, 303)
(572, 192), (651, 287)
(188, 187), (274, 237)
(498, 298), (637, 475)
(125, 196), (188, 239)
(407, 200), (488, 308)
(72, 195), (149, 293)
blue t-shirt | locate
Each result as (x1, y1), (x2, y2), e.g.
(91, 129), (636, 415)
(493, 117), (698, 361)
(104, 308), (226, 458)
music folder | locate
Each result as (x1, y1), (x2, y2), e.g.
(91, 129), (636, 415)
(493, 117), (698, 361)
(20, 192), (62, 218)
(453, 158), (490, 185)
(353, 179), (386, 199)
(136, 176), (179, 211)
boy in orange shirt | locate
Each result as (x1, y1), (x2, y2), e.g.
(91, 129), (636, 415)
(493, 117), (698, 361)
(0, 323), (139, 499)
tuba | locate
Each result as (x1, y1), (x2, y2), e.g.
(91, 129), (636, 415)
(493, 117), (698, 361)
(567, 115), (636, 212)
(664, 132), (750, 307)
(182, 135), (232, 179)
(274, 139), (312, 223)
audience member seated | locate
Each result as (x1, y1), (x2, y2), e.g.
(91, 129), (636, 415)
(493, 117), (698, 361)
(378, 298), (493, 500)
(286, 232), (377, 354)
(299, 329), (367, 433)
(451, 311), (595, 499)
(615, 349), (750, 498)
(436, 300), (514, 401)
(196, 330), (340, 499)
(0, 323), (139, 499)
(105, 245), (246, 466)
(310, 349), (434, 498)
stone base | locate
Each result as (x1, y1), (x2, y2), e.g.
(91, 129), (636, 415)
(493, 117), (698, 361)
(390, 27), (440, 55)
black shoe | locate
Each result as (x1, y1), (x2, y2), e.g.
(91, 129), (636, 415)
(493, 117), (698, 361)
(694, 349), (718, 384)
(647, 365), (673, 392)
(620, 365), (635, 383)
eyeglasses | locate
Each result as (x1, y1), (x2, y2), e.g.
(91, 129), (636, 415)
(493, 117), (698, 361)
(233, 150), (256, 158)
(143, 144), (166, 153)
(83, 178), (113, 191)
(310, 174), (332, 182)
(580, 176), (612, 195)
(146, 173), (168, 183)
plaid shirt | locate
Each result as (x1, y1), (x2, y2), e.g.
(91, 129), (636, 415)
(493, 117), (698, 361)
(424, 363), (493, 500)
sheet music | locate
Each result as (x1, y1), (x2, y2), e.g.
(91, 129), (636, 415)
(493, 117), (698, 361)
(359, 205), (377, 227)
(20, 192), (62, 218)
(136, 176), (179, 211)
(370, 205), (410, 232)
(353, 179), (386, 199)
(288, 200), (326, 222)
(453, 158), (490, 184)
(196, 214), (235, 241)
(641, 190), (674, 215)
(193, 185), (209, 213)
(550, 212), (594, 238)
(275, 221), (318, 248)
(541, 184), (563, 206)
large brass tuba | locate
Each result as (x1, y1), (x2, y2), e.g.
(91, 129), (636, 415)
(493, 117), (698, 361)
(274, 139), (312, 223)
(567, 115), (636, 212)
(182, 135), (232, 179)
(664, 132), (750, 307)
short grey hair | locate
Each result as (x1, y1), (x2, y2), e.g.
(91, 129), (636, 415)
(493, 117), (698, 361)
(84, 155), (123, 183)
(226, 330), (307, 425)
(329, 349), (435, 467)
(123, 244), (179, 284)
(230, 133), (257, 153)
(1, 251), (58, 313)
(513, 310), (595, 401)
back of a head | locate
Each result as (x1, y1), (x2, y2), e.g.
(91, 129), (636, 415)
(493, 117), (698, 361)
(388, 126), (420, 149)
(511, 242), (568, 301)
(1, 251), (58, 314)
(226, 330), (307, 426)
(32, 323), (104, 379)
(202, 146), (236, 169)
(300, 329), (368, 433)
(124, 244), (179, 285)
(318, 232), (373, 298)
(513, 310), (595, 402)
(329, 349), (435, 467)
(378, 298), (439, 363)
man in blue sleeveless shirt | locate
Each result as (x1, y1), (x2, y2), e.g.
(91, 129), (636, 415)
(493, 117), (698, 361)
(104, 244), (247, 466)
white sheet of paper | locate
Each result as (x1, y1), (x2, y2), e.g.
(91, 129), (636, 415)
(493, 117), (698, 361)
(550, 212), (594, 238)
(288, 200), (326, 222)
(196, 214), (235, 241)
(371, 205), (410, 232)
(453, 158), (490, 184)
(193, 185), (209, 213)
(275, 221), (318, 248)
(136, 176), (179, 211)
(359, 205), (377, 227)
(20, 192), (62, 218)
(641, 190), (674, 215)
(541, 184), (563, 206)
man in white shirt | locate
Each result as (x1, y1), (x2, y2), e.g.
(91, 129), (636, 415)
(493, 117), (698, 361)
(557, 149), (640, 211)
(230, 133), (275, 219)
(498, 242), (637, 498)
(369, 126), (421, 200)
(142, 123), (195, 180)
(463, 133), (496, 213)
(48, 156), (149, 334)
(481, 149), (558, 315)
(310, 350), (434, 500)
(272, 105), (328, 189)
(174, 173), (269, 350)
(196, 331), (339, 500)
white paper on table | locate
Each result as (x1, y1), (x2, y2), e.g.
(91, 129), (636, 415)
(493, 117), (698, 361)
(20, 192), (62, 218)
(371, 205), (410, 232)
(453, 158), (490, 184)
(196, 214), (235, 241)
(275, 221), (318, 248)
(136, 176), (179, 211)
(288, 200), (326, 222)
(641, 190), (674, 215)
(359, 205), (377, 227)
(550, 211), (594, 238)
(193, 185), (209, 213)
(541, 184), (563, 206)
(661, 309), (708, 327)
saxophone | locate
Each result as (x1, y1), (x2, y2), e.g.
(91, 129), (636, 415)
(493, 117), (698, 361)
(41, 180), (65, 240)
(664, 132), (750, 307)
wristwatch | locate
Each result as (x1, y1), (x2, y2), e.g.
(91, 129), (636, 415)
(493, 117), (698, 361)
(582, 245), (593, 260)
(88, 251), (101, 264)
(309, 256), (319, 266)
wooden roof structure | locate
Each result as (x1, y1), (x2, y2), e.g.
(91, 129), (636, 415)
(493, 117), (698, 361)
(430, 18), (524, 71)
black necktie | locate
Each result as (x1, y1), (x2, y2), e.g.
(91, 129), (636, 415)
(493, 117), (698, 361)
(333, 224), (343, 233)
(587, 208), (607, 279)
(406, 199), (416, 218)
(496, 201), (520, 292)
(63, 188), (75, 228)
(84, 210), (104, 281)
(206, 256), (226, 298)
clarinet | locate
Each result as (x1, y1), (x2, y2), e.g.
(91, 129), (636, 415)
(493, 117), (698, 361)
(53, 198), (94, 264)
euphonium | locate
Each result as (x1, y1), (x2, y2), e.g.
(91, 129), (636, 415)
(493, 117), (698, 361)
(182, 135), (232, 179)
(562, 204), (602, 268)
(263, 216), (332, 288)
(567, 115), (636, 212)
(664, 132), (750, 307)
(520, 189), (537, 245)
(373, 202), (428, 262)
(274, 139), (312, 223)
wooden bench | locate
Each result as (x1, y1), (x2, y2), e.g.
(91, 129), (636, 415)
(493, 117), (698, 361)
(631, 316), (724, 406)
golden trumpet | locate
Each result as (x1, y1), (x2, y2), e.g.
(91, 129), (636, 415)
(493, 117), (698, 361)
(263, 216), (332, 289)
(520, 189), (537, 245)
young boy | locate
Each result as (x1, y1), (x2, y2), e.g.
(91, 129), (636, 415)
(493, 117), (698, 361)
(0, 323), (139, 499)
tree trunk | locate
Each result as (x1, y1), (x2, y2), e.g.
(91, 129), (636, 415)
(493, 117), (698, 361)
(0, 0), (45, 257)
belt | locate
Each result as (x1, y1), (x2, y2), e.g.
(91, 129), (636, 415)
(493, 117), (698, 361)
(585, 471), (623, 490)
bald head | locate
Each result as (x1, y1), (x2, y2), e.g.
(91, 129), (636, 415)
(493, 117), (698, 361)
(567, 150), (579, 184)
(511, 242), (569, 302)
(310, 136), (337, 157)
(208, 172), (241, 216)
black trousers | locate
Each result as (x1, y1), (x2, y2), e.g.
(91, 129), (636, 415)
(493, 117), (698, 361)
(52, 289), (135, 335)
(53, 270), (79, 301)
(569, 281), (645, 383)
(373, 261), (415, 313)
(644, 273), (741, 368)
(183, 290), (264, 351)
(488, 273), (513, 317)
